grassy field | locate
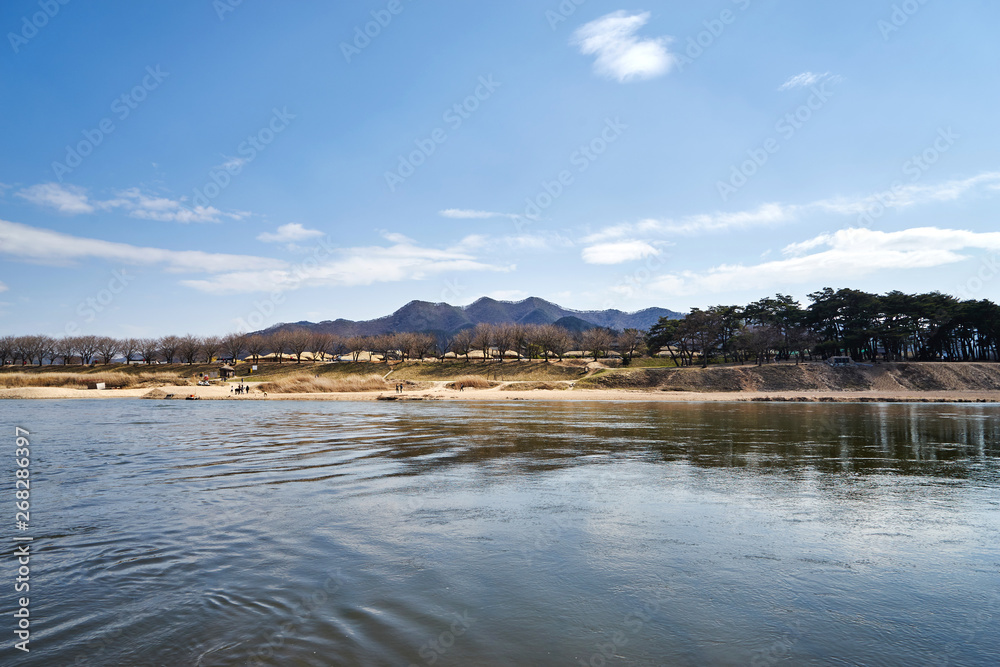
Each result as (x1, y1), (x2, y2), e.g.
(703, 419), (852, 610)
(0, 370), (188, 389)
(388, 359), (587, 381)
(258, 374), (391, 393)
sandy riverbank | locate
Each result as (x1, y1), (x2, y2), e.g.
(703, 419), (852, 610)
(2, 383), (999, 403)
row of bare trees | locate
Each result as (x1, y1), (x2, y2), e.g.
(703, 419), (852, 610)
(0, 334), (229, 366)
(1, 324), (648, 367)
(446, 323), (644, 362)
(0, 332), (344, 366)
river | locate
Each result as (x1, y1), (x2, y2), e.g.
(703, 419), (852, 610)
(3, 400), (999, 665)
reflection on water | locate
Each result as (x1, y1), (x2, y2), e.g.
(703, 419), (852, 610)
(5, 400), (999, 666)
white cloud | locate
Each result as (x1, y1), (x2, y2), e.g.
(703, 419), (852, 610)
(583, 170), (1000, 240)
(182, 237), (513, 294)
(582, 240), (661, 264)
(0, 219), (512, 295)
(14, 182), (247, 223)
(16, 183), (94, 214)
(572, 11), (674, 83)
(0, 281), (7, 293)
(778, 71), (841, 91)
(439, 208), (520, 220)
(584, 203), (796, 242)
(256, 223), (323, 243)
(504, 233), (569, 251)
(813, 171), (1000, 217)
(113, 188), (247, 223)
(0, 218), (282, 274)
(219, 156), (249, 171)
(649, 227), (1000, 295)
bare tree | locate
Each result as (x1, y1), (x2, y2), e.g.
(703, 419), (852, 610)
(244, 335), (267, 364)
(158, 335), (181, 364)
(492, 323), (517, 362)
(78, 335), (100, 365)
(96, 336), (121, 365)
(18, 336), (38, 366)
(120, 338), (140, 365)
(0, 336), (14, 366)
(222, 332), (247, 364)
(617, 328), (645, 365)
(54, 337), (76, 365)
(734, 325), (781, 366)
(177, 335), (202, 365)
(581, 328), (615, 361)
(286, 329), (312, 364)
(448, 328), (473, 361)
(511, 324), (530, 361)
(786, 327), (820, 365)
(390, 332), (412, 361)
(201, 336), (222, 364)
(408, 333), (436, 360)
(268, 331), (289, 363)
(538, 324), (571, 361)
(471, 324), (493, 362)
(346, 336), (367, 362)
(311, 332), (336, 362)
(137, 338), (160, 364)
(37, 335), (57, 366)
(371, 334), (395, 363)
(25, 335), (44, 365)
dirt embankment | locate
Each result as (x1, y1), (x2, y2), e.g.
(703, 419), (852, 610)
(583, 362), (1000, 393)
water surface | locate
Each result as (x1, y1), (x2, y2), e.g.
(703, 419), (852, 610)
(4, 400), (999, 666)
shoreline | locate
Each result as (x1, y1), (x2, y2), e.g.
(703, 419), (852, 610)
(2, 384), (999, 403)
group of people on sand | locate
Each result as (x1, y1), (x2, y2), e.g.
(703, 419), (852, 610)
(394, 382), (405, 393)
(230, 384), (265, 397)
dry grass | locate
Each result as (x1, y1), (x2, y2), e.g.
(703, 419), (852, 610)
(390, 360), (586, 381)
(0, 371), (186, 389)
(504, 381), (569, 391)
(258, 374), (390, 394)
(446, 375), (497, 390)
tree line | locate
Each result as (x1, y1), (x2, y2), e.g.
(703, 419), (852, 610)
(646, 288), (1000, 367)
(0, 323), (645, 366)
(5, 288), (999, 368)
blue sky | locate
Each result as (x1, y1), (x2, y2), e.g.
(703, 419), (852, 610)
(2, 0), (999, 336)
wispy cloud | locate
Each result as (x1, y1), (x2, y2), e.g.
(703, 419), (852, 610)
(778, 71), (841, 91)
(219, 156), (249, 172)
(182, 236), (513, 294)
(16, 183), (95, 214)
(14, 182), (247, 223)
(649, 226), (1000, 296)
(813, 171), (1000, 216)
(572, 11), (674, 83)
(583, 170), (1000, 240)
(582, 240), (662, 264)
(0, 281), (7, 293)
(583, 203), (796, 243)
(450, 231), (573, 253)
(0, 218), (281, 273)
(0, 218), (512, 295)
(439, 208), (521, 220)
(257, 223), (323, 243)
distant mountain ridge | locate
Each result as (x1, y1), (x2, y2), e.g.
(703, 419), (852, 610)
(260, 296), (681, 338)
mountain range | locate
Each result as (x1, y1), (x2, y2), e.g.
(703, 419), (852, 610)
(260, 296), (682, 339)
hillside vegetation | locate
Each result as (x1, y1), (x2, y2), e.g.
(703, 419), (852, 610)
(580, 362), (1000, 392)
